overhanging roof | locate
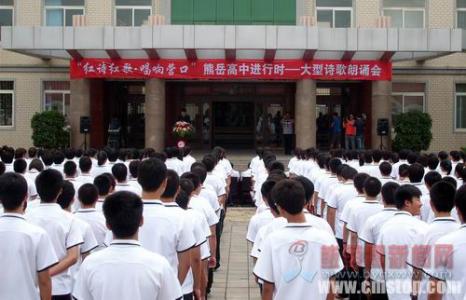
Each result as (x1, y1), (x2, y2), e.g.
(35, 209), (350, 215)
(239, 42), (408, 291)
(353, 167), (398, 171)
(0, 25), (463, 62)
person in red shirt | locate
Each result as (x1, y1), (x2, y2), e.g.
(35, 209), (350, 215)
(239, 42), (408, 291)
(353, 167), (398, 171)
(343, 114), (356, 150)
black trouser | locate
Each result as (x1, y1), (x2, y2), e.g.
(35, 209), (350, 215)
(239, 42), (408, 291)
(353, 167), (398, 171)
(335, 238), (359, 299)
(216, 208), (225, 268)
(52, 295), (71, 300)
(183, 293), (193, 300)
(368, 280), (389, 300)
(283, 134), (293, 155)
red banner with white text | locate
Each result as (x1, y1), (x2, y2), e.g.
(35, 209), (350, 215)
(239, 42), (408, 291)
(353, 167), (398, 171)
(70, 59), (392, 81)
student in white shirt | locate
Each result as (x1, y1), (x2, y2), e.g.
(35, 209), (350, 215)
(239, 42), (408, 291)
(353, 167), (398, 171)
(439, 159), (453, 177)
(137, 158), (196, 287)
(63, 161), (82, 211)
(13, 158), (38, 200)
(398, 163), (410, 184)
(419, 171), (443, 222)
(191, 163), (221, 214)
(91, 151), (111, 178)
(425, 185), (466, 300)
(254, 179), (343, 300)
(359, 182), (400, 299)
(73, 191), (183, 300)
(182, 146), (196, 174)
(128, 160), (141, 187)
(165, 147), (185, 176)
(202, 155), (227, 207)
(246, 178), (276, 243)
(378, 161), (397, 185)
(162, 170), (204, 300)
(93, 174), (114, 212)
(26, 169), (84, 300)
(409, 181), (460, 300)
(391, 150), (410, 179)
(408, 163), (429, 195)
(376, 184), (428, 300)
(0, 172), (58, 300)
(427, 155), (440, 174)
(75, 183), (108, 249)
(26, 158), (44, 184)
(317, 158), (342, 217)
(1, 147), (15, 172)
(112, 163), (142, 195)
(77, 156), (94, 185)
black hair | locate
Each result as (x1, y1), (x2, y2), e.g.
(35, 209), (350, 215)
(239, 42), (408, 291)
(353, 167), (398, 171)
(29, 158), (44, 172)
(94, 174), (112, 196)
(293, 176), (314, 204)
(0, 162), (5, 176)
(191, 165), (207, 184)
(137, 158), (167, 192)
(28, 147), (37, 159)
(41, 151), (54, 167)
(0, 173), (28, 210)
(438, 151), (449, 161)
(424, 171), (442, 188)
(103, 173), (116, 190)
(430, 181), (456, 213)
(329, 158), (342, 174)
(379, 161), (392, 177)
(341, 166), (357, 180)
(450, 151), (461, 162)
(269, 161), (285, 173)
(391, 152), (399, 164)
(63, 161), (77, 177)
(175, 190), (190, 209)
(442, 176), (458, 189)
(53, 150), (65, 165)
(97, 151), (108, 166)
(35, 169), (64, 203)
(399, 164), (409, 178)
(129, 160), (140, 179)
(179, 178), (194, 196)
(78, 183), (99, 206)
(107, 149), (118, 163)
(0, 148), (14, 164)
(261, 179), (280, 215)
(417, 155), (428, 168)
(427, 156), (440, 170)
(79, 156), (92, 173)
(394, 184), (422, 210)
(454, 185), (466, 221)
(183, 146), (192, 157)
(201, 154), (217, 172)
(381, 182), (400, 206)
(440, 160), (452, 175)
(399, 149), (410, 160)
(56, 181), (75, 210)
(407, 152), (419, 165)
(151, 152), (167, 163)
(180, 172), (201, 189)
(161, 170), (180, 198)
(64, 148), (75, 160)
(103, 191), (143, 239)
(454, 163), (464, 178)
(271, 179), (305, 215)
(364, 177), (382, 198)
(13, 158), (27, 174)
(14, 148), (26, 159)
(372, 150), (382, 163)
(354, 173), (370, 194)
(112, 163), (128, 182)
(408, 163), (425, 183)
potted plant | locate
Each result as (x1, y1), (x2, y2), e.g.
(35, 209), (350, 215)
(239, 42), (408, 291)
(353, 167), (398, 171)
(392, 111), (432, 152)
(31, 110), (69, 149)
(172, 121), (194, 148)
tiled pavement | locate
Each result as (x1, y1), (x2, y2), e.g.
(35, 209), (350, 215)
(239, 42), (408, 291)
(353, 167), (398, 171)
(209, 207), (261, 300)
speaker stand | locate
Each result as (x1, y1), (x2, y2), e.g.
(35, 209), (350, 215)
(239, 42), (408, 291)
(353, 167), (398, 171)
(379, 135), (385, 150)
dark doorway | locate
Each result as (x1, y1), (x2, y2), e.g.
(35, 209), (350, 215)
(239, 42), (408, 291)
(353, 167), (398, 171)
(212, 102), (255, 149)
(104, 81), (145, 149)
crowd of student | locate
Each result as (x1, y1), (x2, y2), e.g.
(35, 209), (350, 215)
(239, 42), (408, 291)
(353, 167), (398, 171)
(247, 148), (466, 300)
(0, 145), (230, 300)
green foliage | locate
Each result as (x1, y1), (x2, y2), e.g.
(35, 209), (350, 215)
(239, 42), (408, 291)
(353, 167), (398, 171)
(31, 111), (69, 149)
(392, 111), (433, 152)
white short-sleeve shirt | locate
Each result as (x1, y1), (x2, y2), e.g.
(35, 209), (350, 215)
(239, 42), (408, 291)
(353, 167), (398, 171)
(246, 208), (274, 243)
(326, 182), (358, 239)
(200, 186), (221, 213)
(376, 211), (428, 300)
(138, 199), (196, 278)
(26, 203), (84, 295)
(114, 182), (142, 196)
(204, 173), (227, 197)
(422, 225), (466, 300)
(0, 213), (58, 300)
(189, 195), (219, 227)
(253, 223), (343, 300)
(73, 240), (183, 300)
(74, 208), (108, 249)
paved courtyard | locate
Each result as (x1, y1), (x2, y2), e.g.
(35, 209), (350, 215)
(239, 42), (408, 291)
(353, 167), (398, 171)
(210, 207), (260, 300)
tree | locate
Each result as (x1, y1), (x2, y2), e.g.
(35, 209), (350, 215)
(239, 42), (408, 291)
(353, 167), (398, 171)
(31, 111), (69, 149)
(392, 111), (432, 152)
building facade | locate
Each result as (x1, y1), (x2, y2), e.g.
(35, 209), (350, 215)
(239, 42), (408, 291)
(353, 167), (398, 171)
(0, 0), (466, 151)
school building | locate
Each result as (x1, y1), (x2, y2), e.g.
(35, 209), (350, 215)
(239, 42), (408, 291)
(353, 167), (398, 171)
(0, 0), (466, 151)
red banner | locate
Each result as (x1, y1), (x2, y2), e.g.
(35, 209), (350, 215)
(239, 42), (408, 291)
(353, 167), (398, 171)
(70, 59), (391, 81)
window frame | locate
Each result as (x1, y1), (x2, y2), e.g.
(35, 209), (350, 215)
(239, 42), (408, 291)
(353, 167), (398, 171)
(457, 6), (466, 28)
(43, 1), (85, 27)
(383, 7), (425, 28)
(0, 1), (14, 26)
(392, 92), (426, 115)
(43, 88), (71, 116)
(114, 3), (152, 27)
(0, 80), (15, 129)
(315, 6), (353, 28)
(455, 86), (466, 132)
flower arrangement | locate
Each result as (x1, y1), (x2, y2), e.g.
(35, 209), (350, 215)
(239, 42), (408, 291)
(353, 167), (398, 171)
(172, 121), (194, 139)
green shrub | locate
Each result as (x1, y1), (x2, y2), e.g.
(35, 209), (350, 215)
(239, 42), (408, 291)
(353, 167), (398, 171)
(392, 111), (432, 152)
(31, 111), (69, 149)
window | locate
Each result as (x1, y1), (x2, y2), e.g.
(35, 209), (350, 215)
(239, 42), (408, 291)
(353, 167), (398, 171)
(457, 0), (466, 29)
(316, 0), (352, 28)
(44, 0), (84, 26)
(0, 0), (13, 26)
(115, 0), (151, 26)
(455, 84), (466, 130)
(383, 0), (425, 28)
(43, 81), (71, 119)
(392, 83), (425, 120)
(0, 81), (14, 127)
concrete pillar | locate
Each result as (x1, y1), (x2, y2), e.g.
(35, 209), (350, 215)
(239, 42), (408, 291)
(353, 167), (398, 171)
(145, 79), (166, 151)
(295, 79), (317, 149)
(70, 79), (91, 149)
(371, 80), (392, 150)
